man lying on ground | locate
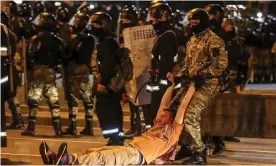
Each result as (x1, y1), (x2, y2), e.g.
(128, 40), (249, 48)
(39, 73), (195, 165)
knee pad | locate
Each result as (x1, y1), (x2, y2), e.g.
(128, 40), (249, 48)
(71, 107), (78, 116)
(28, 99), (39, 109)
(84, 101), (93, 109)
(51, 108), (60, 117)
(85, 115), (93, 121)
(29, 108), (38, 117)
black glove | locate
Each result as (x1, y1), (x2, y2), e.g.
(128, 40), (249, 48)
(191, 75), (205, 89)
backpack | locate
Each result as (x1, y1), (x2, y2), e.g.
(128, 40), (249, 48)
(109, 47), (134, 92)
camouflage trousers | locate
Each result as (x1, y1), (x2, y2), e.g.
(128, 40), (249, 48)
(27, 82), (60, 122)
(68, 73), (94, 122)
(181, 78), (220, 152)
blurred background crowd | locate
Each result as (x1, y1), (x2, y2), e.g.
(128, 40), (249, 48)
(2, 0), (276, 84)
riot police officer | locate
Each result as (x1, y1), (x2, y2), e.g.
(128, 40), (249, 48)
(138, 8), (149, 25)
(1, 12), (24, 130)
(20, 1), (35, 40)
(204, 4), (228, 156)
(55, 6), (71, 43)
(148, 0), (178, 126)
(117, 7), (149, 138)
(1, 16), (20, 145)
(33, 2), (46, 19)
(87, 12), (125, 145)
(21, 12), (65, 136)
(63, 12), (95, 136)
(205, 4), (225, 40)
(176, 8), (228, 164)
(222, 18), (251, 93)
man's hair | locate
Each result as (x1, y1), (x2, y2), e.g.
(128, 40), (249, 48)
(163, 109), (176, 120)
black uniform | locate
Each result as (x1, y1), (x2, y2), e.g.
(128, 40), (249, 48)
(1, 12), (24, 130)
(148, 1), (178, 126)
(117, 7), (149, 138)
(56, 6), (71, 44)
(1, 23), (17, 147)
(88, 12), (125, 145)
(21, 13), (65, 137)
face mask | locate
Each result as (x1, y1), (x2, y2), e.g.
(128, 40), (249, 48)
(191, 24), (207, 34)
(224, 31), (235, 41)
(152, 21), (168, 35)
(90, 26), (102, 37)
(209, 19), (220, 28)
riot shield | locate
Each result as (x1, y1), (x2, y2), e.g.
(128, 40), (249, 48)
(123, 25), (155, 106)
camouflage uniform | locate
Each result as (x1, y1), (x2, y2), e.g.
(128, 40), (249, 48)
(27, 66), (60, 122)
(67, 64), (94, 132)
(177, 29), (228, 152)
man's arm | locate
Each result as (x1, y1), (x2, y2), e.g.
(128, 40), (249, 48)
(173, 83), (195, 124)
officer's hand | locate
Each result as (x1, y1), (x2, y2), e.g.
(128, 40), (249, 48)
(166, 72), (174, 84)
(97, 84), (106, 92)
(192, 75), (204, 89)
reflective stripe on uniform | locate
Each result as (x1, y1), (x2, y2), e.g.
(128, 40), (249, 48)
(0, 132), (7, 137)
(160, 79), (168, 85)
(0, 76), (8, 84)
(102, 128), (119, 135)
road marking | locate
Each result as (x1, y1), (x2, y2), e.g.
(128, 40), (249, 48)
(226, 148), (276, 154)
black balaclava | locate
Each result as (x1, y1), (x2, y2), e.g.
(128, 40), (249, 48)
(187, 8), (209, 34)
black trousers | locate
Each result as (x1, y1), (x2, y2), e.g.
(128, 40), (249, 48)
(96, 92), (123, 138)
(1, 79), (9, 147)
(149, 84), (168, 126)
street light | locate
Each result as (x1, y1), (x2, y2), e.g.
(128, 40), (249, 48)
(257, 12), (262, 18)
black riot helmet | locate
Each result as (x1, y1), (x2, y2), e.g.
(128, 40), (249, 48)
(187, 8), (209, 34)
(138, 8), (148, 22)
(87, 12), (112, 36)
(33, 12), (56, 32)
(69, 12), (90, 33)
(20, 2), (33, 18)
(117, 7), (138, 43)
(77, 5), (90, 15)
(1, 12), (9, 28)
(150, 0), (168, 6)
(56, 6), (70, 23)
(9, 1), (20, 16)
(33, 2), (46, 17)
(148, 1), (172, 22)
(205, 4), (224, 25)
(120, 8), (138, 26)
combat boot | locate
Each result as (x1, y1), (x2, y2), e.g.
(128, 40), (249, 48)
(182, 150), (207, 165)
(106, 133), (125, 146)
(175, 145), (193, 160)
(52, 117), (63, 136)
(7, 116), (24, 130)
(212, 141), (225, 155)
(63, 118), (77, 136)
(21, 120), (36, 136)
(80, 119), (94, 136)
